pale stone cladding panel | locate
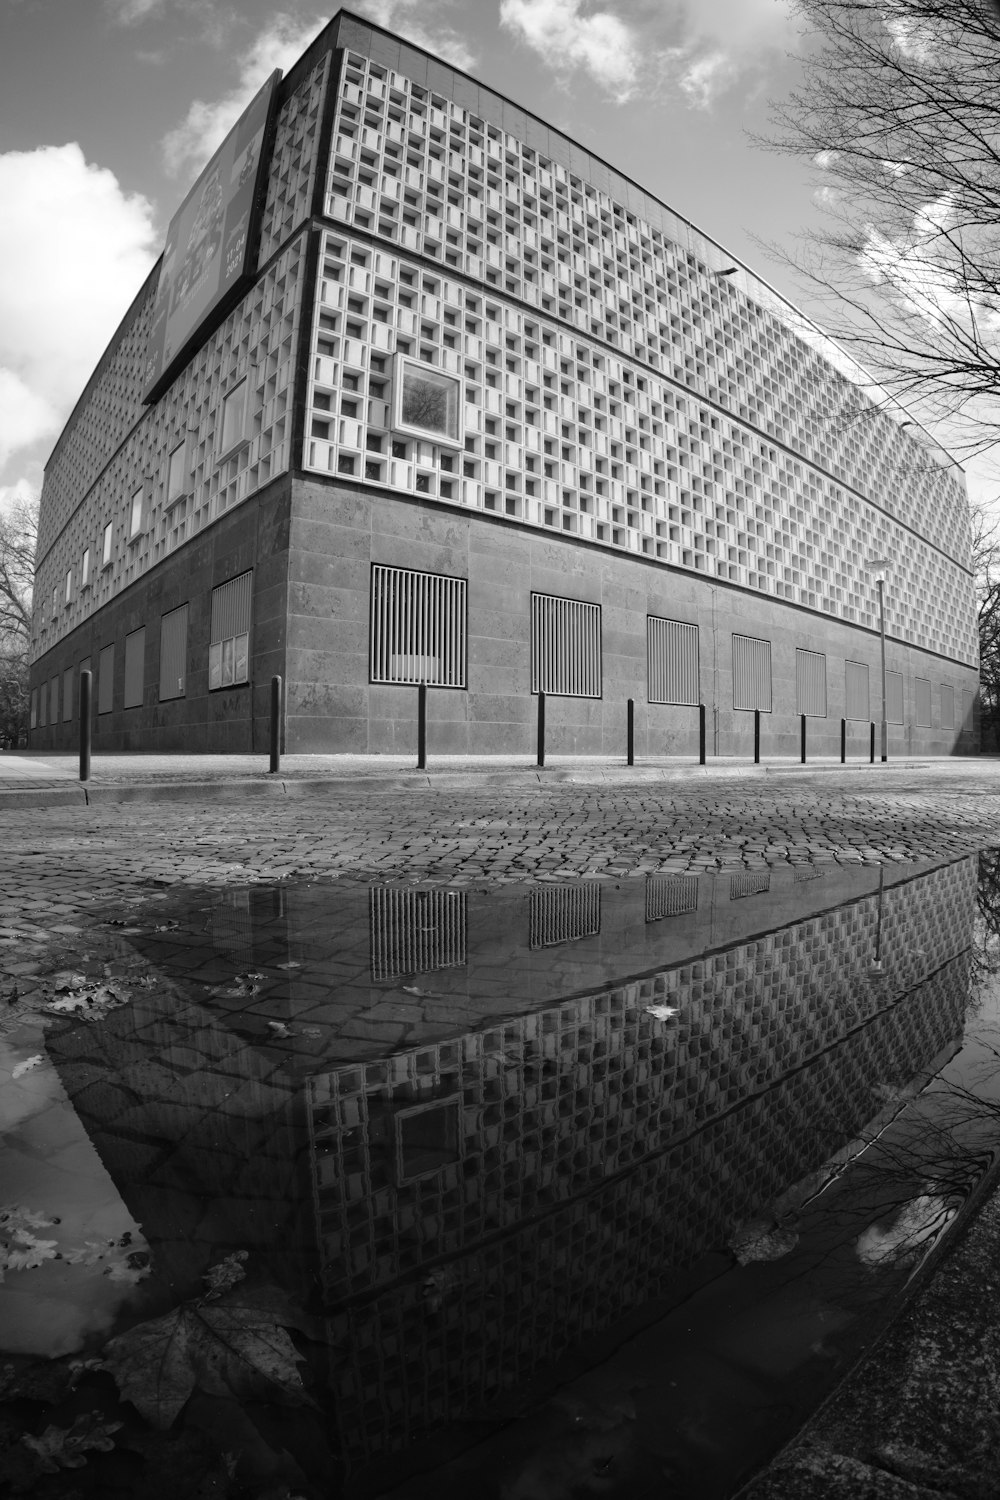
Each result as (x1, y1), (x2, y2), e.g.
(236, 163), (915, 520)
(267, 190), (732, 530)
(284, 479), (979, 756)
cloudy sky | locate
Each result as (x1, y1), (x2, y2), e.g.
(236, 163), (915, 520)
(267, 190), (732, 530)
(1, 0), (993, 514)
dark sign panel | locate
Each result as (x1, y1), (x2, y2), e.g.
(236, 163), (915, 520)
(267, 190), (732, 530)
(142, 70), (280, 403)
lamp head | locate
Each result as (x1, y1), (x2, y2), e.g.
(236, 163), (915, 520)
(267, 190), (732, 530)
(867, 556), (890, 584)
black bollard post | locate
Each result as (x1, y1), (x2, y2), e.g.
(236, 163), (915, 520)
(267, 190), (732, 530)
(754, 708), (760, 765)
(840, 718), (846, 765)
(627, 698), (634, 766)
(79, 670), (92, 783)
(870, 721), (876, 764)
(417, 681), (427, 770)
(699, 703), (706, 766)
(800, 713), (807, 764)
(269, 675), (282, 774)
(537, 689), (545, 768)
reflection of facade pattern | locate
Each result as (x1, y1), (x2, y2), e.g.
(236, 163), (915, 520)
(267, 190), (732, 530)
(308, 859), (975, 1466)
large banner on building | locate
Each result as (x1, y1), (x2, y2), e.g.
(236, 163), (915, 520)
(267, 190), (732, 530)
(142, 70), (280, 403)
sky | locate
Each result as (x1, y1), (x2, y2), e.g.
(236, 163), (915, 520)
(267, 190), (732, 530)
(1, 0), (995, 519)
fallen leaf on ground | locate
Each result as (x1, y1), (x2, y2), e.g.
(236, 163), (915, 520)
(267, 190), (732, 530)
(202, 1251), (248, 1300)
(45, 983), (130, 1021)
(729, 1220), (800, 1265)
(11, 1054), (44, 1079)
(21, 1411), (122, 1471)
(103, 1290), (311, 1429)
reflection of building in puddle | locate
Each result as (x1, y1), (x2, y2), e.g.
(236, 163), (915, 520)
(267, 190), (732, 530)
(310, 859), (976, 1471)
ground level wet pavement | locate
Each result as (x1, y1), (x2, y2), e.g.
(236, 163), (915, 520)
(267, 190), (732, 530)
(5, 766), (1000, 1498)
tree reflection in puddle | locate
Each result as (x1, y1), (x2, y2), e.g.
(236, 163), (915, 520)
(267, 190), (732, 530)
(3, 853), (1000, 1497)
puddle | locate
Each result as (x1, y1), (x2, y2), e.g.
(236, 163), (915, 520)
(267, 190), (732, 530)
(3, 854), (1000, 1497)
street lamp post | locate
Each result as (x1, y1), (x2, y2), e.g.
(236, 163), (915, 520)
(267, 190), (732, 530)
(868, 557), (891, 763)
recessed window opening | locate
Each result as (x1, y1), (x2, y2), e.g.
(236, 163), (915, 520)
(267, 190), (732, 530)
(648, 617), (699, 705)
(369, 565), (467, 687)
(209, 572), (251, 690)
(531, 593), (601, 698)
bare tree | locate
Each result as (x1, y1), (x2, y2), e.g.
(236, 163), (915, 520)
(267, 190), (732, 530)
(768, 0), (1000, 458)
(0, 495), (38, 748)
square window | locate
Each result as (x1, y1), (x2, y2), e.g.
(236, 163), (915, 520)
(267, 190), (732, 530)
(393, 354), (462, 445)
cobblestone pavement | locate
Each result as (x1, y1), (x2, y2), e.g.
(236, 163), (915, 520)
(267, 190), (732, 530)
(4, 764), (1000, 943)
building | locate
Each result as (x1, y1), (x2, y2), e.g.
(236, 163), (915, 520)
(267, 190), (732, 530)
(29, 9), (979, 756)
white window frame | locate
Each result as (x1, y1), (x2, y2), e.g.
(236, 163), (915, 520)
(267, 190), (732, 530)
(64, 568), (73, 606)
(165, 439), (190, 509)
(81, 547), (91, 589)
(217, 377), (252, 461)
(101, 520), (113, 569)
(392, 353), (463, 447)
(128, 483), (146, 542)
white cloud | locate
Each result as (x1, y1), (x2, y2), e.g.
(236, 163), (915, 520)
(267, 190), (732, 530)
(352, 0), (477, 74)
(162, 12), (328, 178)
(105, 0), (163, 21)
(500, 0), (797, 108)
(880, 158), (911, 177)
(814, 149), (840, 169)
(500, 0), (641, 103)
(0, 145), (158, 486)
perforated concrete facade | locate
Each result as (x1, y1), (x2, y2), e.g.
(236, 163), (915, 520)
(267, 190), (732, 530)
(30, 10), (979, 754)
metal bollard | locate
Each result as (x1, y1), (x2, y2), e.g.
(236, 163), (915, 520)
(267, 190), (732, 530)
(417, 681), (427, 770)
(870, 722), (876, 764)
(537, 689), (545, 768)
(754, 708), (760, 765)
(627, 698), (634, 766)
(79, 670), (92, 782)
(699, 703), (706, 766)
(840, 718), (846, 765)
(269, 675), (282, 774)
(800, 713), (807, 764)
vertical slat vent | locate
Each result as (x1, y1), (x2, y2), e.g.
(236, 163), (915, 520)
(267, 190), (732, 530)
(62, 667), (73, 722)
(845, 660), (870, 722)
(940, 682), (954, 730)
(732, 634), (771, 711)
(160, 605), (189, 701)
(795, 648), (827, 717)
(730, 871), (771, 900)
(914, 677), (931, 727)
(645, 875), (699, 922)
(886, 670), (904, 725)
(211, 571), (252, 643)
(369, 565), (467, 686)
(370, 889), (468, 980)
(210, 572), (252, 689)
(124, 627), (145, 709)
(962, 688), (975, 733)
(529, 884), (601, 948)
(98, 644), (114, 715)
(647, 617), (699, 705)
(531, 593), (602, 698)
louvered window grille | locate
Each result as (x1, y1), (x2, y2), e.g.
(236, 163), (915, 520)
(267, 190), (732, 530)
(914, 677), (931, 727)
(212, 891), (254, 969)
(962, 688), (975, 733)
(529, 884), (601, 948)
(730, 871), (771, 900)
(647, 617), (699, 705)
(795, 648), (827, 717)
(645, 875), (698, 922)
(886, 670), (903, 725)
(160, 605), (188, 701)
(98, 645), (114, 714)
(124, 627), (145, 709)
(210, 572), (251, 690)
(49, 677), (59, 725)
(62, 668), (73, 722)
(370, 888), (467, 980)
(369, 565), (467, 686)
(845, 660), (870, 722)
(732, 634), (771, 711)
(940, 682), (954, 729)
(531, 593), (601, 697)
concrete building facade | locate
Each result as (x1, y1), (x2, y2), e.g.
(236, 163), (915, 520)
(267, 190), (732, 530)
(29, 10), (979, 756)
